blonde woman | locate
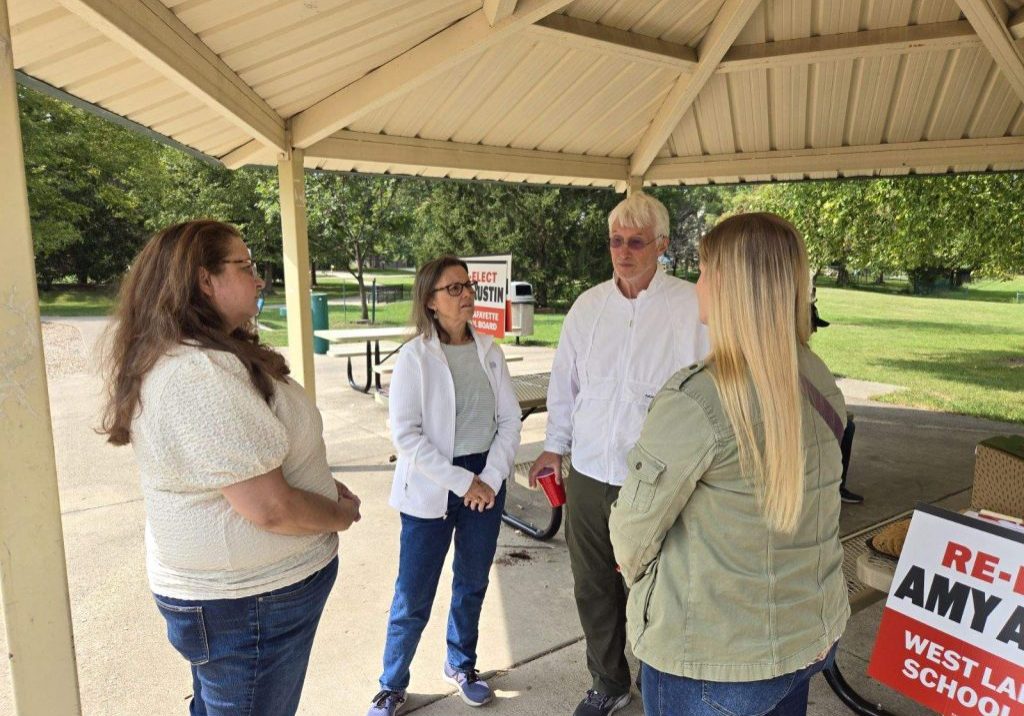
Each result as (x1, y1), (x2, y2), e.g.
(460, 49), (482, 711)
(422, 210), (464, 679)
(609, 213), (849, 716)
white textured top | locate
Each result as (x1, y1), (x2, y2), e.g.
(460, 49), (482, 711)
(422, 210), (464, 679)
(544, 270), (710, 485)
(131, 344), (338, 600)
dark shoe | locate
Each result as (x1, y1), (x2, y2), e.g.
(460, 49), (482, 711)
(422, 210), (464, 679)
(442, 663), (493, 706)
(840, 487), (864, 504)
(366, 689), (406, 716)
(573, 690), (631, 716)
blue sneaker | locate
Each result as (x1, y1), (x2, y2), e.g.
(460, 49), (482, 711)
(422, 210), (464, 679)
(367, 689), (406, 716)
(442, 663), (493, 706)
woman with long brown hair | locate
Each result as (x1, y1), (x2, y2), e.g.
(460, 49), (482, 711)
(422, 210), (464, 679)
(101, 220), (361, 716)
(610, 213), (849, 716)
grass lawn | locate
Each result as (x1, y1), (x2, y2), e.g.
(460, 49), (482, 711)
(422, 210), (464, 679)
(39, 286), (118, 316)
(812, 280), (1024, 424)
(39, 276), (1024, 424)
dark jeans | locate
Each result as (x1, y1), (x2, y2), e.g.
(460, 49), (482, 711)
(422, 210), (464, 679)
(379, 451), (506, 692)
(154, 556), (338, 716)
(565, 466), (630, 697)
(641, 644), (838, 716)
(840, 415), (856, 490)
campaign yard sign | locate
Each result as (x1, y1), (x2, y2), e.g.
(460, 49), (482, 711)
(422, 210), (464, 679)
(867, 505), (1024, 716)
(463, 255), (510, 339)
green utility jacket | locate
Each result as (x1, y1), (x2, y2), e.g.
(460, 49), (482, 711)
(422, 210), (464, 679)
(608, 347), (850, 682)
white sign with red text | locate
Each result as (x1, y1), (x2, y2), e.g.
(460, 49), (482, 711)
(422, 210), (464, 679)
(867, 505), (1024, 716)
(463, 255), (510, 338)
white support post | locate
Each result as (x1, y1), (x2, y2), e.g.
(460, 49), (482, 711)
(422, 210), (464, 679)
(0, 0), (83, 713)
(277, 148), (316, 400)
(626, 175), (644, 195)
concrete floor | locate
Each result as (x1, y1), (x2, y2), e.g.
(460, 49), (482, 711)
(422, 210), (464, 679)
(1, 316), (1020, 715)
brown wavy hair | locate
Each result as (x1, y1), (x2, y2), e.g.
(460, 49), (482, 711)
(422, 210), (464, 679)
(101, 220), (288, 446)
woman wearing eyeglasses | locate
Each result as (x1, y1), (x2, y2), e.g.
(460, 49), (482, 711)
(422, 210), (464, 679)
(101, 220), (361, 716)
(366, 256), (522, 715)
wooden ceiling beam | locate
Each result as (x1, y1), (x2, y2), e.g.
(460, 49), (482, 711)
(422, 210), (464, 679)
(300, 130), (627, 184)
(718, 20), (984, 73)
(57, 0), (286, 152)
(287, 0), (571, 150)
(646, 136), (1024, 182)
(483, 0), (518, 26)
(628, 0), (762, 177)
(956, 0), (1024, 104)
(527, 14), (697, 72)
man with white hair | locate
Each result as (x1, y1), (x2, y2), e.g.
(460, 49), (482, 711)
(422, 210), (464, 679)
(530, 191), (708, 716)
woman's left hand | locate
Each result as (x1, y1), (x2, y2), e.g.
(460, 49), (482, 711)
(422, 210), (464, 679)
(463, 477), (495, 512)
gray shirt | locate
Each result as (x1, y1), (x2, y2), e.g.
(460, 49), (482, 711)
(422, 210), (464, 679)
(440, 341), (497, 457)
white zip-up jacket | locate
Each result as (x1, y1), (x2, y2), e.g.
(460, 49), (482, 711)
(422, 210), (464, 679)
(389, 326), (522, 518)
(544, 270), (709, 485)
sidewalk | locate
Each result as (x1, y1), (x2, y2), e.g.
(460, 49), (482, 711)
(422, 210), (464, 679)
(1, 317), (1019, 715)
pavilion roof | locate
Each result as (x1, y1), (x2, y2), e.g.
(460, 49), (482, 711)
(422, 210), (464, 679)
(10, 0), (1024, 189)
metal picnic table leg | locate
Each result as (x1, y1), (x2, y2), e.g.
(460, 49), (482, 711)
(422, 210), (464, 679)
(500, 404), (563, 541)
(345, 340), (373, 393)
(822, 660), (897, 716)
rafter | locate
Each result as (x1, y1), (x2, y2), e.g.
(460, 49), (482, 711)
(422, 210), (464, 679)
(287, 0), (571, 150)
(483, 0), (518, 26)
(717, 20), (984, 73)
(956, 0), (1024, 104)
(628, 0), (762, 178)
(57, 0), (286, 151)
(527, 14), (697, 72)
(301, 130), (626, 184)
(646, 137), (1024, 182)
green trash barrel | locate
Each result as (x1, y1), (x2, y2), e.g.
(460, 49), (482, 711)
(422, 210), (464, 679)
(311, 292), (328, 354)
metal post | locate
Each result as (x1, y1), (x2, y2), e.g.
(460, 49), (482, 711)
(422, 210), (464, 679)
(372, 277), (377, 324)
(0, 0), (83, 711)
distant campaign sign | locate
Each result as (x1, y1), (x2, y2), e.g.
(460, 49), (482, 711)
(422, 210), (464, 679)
(463, 255), (510, 338)
(867, 505), (1024, 716)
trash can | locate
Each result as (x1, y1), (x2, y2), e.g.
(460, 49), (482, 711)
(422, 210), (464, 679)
(311, 292), (328, 354)
(508, 281), (534, 337)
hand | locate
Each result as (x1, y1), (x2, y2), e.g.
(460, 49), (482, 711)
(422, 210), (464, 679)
(335, 480), (361, 523)
(528, 451), (562, 488)
(463, 477), (495, 512)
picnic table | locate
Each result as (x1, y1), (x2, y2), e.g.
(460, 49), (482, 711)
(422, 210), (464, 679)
(314, 327), (411, 393)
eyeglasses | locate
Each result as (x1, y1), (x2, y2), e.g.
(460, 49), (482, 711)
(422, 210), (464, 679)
(608, 236), (660, 251)
(432, 280), (478, 297)
(221, 259), (258, 277)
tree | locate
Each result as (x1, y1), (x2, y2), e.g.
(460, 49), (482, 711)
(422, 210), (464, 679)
(19, 85), (165, 286)
(413, 181), (619, 308)
(257, 172), (415, 318)
(651, 186), (731, 275)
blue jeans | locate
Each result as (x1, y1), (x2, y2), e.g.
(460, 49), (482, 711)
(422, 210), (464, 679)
(641, 643), (838, 716)
(380, 451), (506, 692)
(154, 557), (338, 716)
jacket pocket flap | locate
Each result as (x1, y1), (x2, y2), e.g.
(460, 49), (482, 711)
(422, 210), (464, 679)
(628, 445), (666, 485)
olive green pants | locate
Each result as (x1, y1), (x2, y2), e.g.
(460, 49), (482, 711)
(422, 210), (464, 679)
(564, 465), (631, 698)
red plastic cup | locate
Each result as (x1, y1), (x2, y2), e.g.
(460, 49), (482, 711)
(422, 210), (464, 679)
(535, 467), (566, 507)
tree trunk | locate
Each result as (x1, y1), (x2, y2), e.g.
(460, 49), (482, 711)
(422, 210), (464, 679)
(310, 261), (318, 287)
(355, 246), (369, 321)
(835, 265), (850, 287)
(874, 271), (884, 285)
(261, 264), (276, 294)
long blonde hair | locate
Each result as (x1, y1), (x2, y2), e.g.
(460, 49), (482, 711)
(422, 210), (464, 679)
(699, 213), (811, 533)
